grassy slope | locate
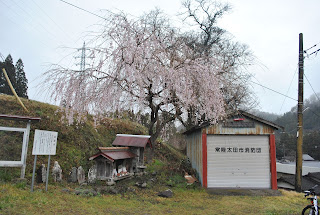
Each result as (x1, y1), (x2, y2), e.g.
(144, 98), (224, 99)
(0, 94), (147, 178)
(0, 183), (308, 215)
(0, 94), (309, 215)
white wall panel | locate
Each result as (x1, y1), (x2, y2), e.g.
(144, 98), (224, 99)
(207, 135), (270, 188)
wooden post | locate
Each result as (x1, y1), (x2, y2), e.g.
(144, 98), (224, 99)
(295, 33), (304, 192)
(269, 134), (277, 190)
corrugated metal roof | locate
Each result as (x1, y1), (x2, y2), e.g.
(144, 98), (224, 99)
(0, 114), (41, 122)
(238, 111), (283, 130)
(98, 147), (130, 151)
(278, 175), (320, 194)
(112, 134), (151, 148)
(89, 150), (137, 162)
(303, 154), (315, 161)
(183, 110), (283, 135)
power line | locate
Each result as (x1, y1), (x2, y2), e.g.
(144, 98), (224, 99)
(0, 52), (5, 61)
(30, 0), (74, 42)
(251, 80), (297, 101)
(0, 0), (65, 49)
(305, 41), (320, 52)
(58, 0), (109, 20)
(280, 64), (298, 112)
(308, 108), (320, 119)
(304, 44), (318, 53)
(304, 41), (320, 57)
(309, 48), (320, 57)
(10, 0), (61, 43)
(304, 73), (320, 103)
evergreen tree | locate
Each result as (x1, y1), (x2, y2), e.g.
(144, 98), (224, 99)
(0, 55), (29, 98)
(0, 54), (16, 96)
(0, 61), (5, 92)
(15, 59), (28, 98)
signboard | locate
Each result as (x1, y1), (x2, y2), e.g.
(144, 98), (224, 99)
(214, 147), (262, 153)
(32, 130), (58, 155)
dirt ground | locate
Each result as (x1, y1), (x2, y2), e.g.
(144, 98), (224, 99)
(206, 188), (282, 196)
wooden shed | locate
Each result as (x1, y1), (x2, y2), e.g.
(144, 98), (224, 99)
(112, 134), (151, 172)
(184, 111), (282, 190)
(89, 134), (151, 181)
(89, 147), (136, 180)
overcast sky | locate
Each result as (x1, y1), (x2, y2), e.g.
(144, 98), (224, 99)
(0, 0), (319, 115)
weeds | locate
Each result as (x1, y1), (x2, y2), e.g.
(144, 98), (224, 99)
(0, 182), (307, 215)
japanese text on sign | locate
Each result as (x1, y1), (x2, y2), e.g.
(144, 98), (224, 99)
(215, 147), (262, 153)
(32, 130), (58, 155)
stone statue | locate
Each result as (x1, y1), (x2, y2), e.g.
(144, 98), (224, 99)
(36, 164), (46, 183)
(87, 165), (97, 184)
(77, 166), (86, 185)
(68, 167), (78, 183)
(52, 161), (62, 182)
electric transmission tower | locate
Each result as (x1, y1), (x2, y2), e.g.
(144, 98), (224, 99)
(75, 42), (94, 100)
(76, 42), (93, 72)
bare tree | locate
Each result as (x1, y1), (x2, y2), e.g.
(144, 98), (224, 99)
(180, 0), (257, 129)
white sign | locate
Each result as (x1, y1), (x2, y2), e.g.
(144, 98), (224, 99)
(32, 130), (58, 155)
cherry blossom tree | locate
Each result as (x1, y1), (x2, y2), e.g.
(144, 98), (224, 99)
(44, 10), (227, 154)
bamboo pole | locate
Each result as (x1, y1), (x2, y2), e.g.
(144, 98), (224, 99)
(1, 68), (29, 112)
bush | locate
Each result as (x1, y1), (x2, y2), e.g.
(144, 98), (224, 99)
(0, 168), (20, 182)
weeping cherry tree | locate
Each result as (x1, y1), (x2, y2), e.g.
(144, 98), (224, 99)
(44, 10), (227, 156)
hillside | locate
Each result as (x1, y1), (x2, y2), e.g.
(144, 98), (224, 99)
(249, 93), (320, 133)
(274, 96), (320, 134)
(0, 94), (147, 179)
(251, 93), (320, 159)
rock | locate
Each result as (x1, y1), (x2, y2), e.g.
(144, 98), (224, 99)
(87, 165), (97, 184)
(106, 179), (116, 186)
(68, 167), (77, 183)
(151, 171), (157, 176)
(77, 166), (86, 185)
(109, 187), (119, 194)
(74, 190), (82, 195)
(149, 178), (156, 183)
(135, 172), (144, 176)
(74, 189), (97, 196)
(52, 161), (62, 182)
(135, 181), (147, 188)
(141, 182), (147, 188)
(82, 189), (90, 195)
(61, 188), (71, 193)
(127, 187), (136, 192)
(158, 189), (173, 198)
(36, 164), (46, 183)
(91, 190), (98, 196)
(97, 187), (109, 195)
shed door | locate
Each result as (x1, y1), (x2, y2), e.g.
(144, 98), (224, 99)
(207, 135), (270, 188)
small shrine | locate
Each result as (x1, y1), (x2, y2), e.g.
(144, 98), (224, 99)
(89, 134), (151, 181)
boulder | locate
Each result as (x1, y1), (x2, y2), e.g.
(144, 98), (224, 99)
(158, 189), (173, 198)
(135, 181), (147, 188)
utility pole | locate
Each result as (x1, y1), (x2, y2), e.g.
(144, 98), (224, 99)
(295, 33), (304, 192)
